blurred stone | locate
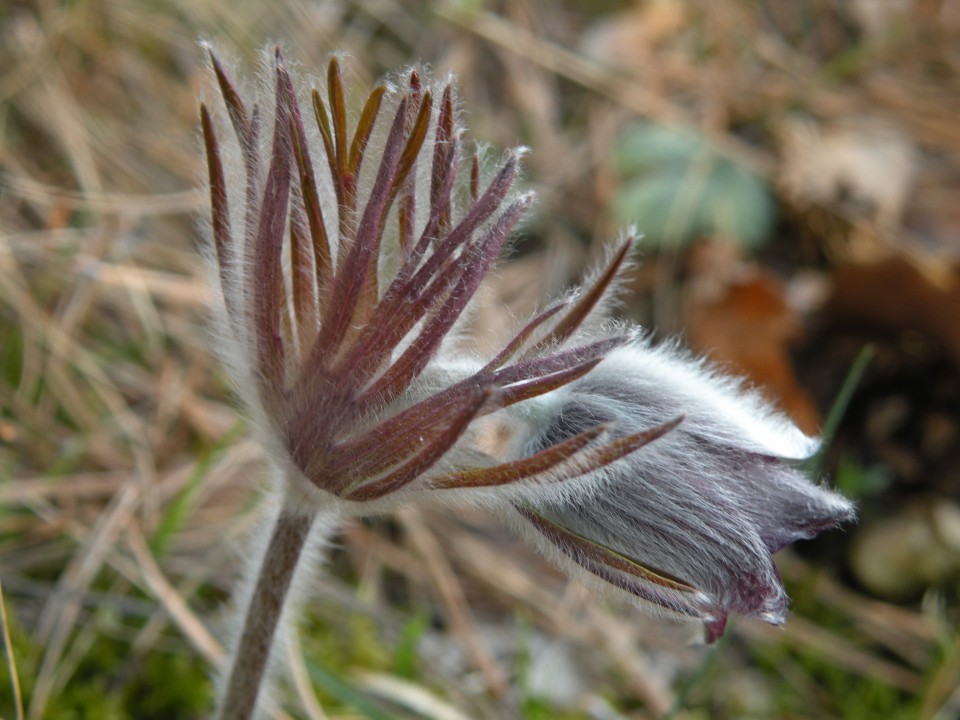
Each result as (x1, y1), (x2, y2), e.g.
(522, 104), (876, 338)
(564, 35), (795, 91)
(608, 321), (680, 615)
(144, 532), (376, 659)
(850, 496), (960, 598)
(525, 636), (586, 708)
(778, 116), (917, 230)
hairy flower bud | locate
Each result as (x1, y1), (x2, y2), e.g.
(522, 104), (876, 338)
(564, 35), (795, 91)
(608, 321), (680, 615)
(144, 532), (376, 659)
(510, 344), (856, 641)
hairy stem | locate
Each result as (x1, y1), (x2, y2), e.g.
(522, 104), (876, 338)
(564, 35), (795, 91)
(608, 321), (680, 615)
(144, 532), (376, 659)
(217, 507), (314, 720)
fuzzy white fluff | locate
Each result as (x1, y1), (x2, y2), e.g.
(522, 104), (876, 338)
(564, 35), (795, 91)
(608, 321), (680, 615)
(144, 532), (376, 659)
(497, 341), (854, 632)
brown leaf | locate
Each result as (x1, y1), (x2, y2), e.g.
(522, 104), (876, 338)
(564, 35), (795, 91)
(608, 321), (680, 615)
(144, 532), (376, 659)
(826, 249), (960, 368)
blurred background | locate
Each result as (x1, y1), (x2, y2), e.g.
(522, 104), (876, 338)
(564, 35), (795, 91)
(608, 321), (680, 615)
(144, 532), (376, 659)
(1, 1), (959, 718)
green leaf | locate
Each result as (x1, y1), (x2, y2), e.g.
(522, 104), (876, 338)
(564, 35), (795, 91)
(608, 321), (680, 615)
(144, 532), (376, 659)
(611, 122), (774, 249)
(391, 613), (428, 680)
(306, 660), (397, 720)
(615, 123), (702, 175)
(800, 344), (874, 480)
(149, 421), (244, 557)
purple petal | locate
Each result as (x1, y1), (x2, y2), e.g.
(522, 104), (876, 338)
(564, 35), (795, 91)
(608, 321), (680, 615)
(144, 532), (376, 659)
(358, 195), (531, 406)
(343, 387), (491, 501)
(252, 61), (293, 394)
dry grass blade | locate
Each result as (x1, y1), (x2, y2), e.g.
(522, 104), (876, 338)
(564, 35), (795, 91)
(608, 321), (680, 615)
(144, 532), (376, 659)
(920, 632), (960, 720)
(0, 473), (129, 505)
(435, 5), (772, 175)
(287, 631), (329, 720)
(125, 525), (225, 667)
(398, 508), (509, 698)
(740, 615), (925, 694)
(2, 1), (957, 718)
(354, 671), (473, 720)
(0, 576), (25, 720)
(29, 481), (140, 720)
(0, 240), (155, 471)
(432, 512), (678, 716)
(0, 174), (203, 214)
(67, 262), (208, 307)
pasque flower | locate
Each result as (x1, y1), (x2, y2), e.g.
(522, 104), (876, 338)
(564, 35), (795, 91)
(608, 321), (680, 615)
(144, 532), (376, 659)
(200, 46), (853, 719)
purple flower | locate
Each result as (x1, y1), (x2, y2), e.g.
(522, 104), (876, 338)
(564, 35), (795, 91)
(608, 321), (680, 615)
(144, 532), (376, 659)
(510, 344), (855, 641)
(200, 46), (853, 646)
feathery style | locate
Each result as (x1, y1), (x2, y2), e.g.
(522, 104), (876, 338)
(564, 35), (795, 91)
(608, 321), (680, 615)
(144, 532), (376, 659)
(200, 46), (853, 719)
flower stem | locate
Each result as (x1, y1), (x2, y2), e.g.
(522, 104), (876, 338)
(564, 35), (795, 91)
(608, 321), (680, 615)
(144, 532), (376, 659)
(218, 508), (314, 720)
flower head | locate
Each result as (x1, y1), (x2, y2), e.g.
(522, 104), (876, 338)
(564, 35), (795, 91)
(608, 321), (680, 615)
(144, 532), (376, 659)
(200, 47), (853, 642)
(510, 344), (855, 641)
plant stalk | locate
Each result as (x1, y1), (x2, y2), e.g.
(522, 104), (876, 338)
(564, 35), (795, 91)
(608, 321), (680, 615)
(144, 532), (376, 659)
(217, 507), (314, 720)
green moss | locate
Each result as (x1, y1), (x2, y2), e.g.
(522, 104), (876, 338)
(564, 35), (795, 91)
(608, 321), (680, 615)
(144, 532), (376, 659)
(304, 609), (393, 673)
(794, 647), (918, 720)
(757, 644), (916, 718)
(0, 318), (23, 388)
(0, 606), (212, 720)
(519, 696), (592, 720)
(43, 679), (129, 720)
(123, 649), (212, 719)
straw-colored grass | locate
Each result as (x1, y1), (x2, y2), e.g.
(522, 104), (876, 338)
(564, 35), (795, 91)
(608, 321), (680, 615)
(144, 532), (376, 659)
(1, 1), (958, 718)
